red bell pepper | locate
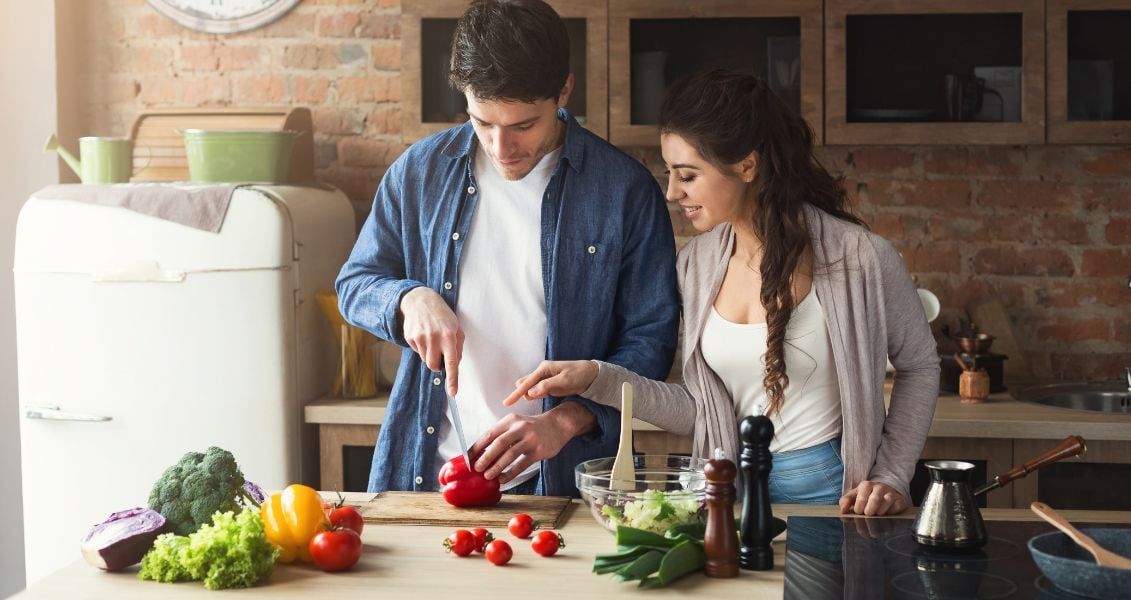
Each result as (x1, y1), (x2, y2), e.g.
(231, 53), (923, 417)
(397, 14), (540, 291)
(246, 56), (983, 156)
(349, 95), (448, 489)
(438, 454), (502, 508)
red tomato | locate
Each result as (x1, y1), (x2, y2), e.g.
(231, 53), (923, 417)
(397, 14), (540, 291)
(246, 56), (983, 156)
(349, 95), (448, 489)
(330, 505), (364, 536)
(443, 529), (476, 557)
(471, 527), (494, 553)
(531, 530), (565, 557)
(309, 527), (363, 572)
(484, 539), (513, 565)
(508, 513), (535, 538)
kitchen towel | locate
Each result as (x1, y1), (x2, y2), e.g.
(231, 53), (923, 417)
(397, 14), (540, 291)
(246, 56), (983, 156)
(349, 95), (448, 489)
(34, 182), (238, 233)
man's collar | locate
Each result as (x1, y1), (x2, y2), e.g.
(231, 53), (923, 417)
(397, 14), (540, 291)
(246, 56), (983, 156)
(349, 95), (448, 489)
(440, 107), (585, 173)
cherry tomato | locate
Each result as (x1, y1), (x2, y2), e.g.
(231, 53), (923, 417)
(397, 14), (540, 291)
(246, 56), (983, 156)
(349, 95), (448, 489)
(443, 529), (476, 557)
(484, 539), (513, 565)
(531, 530), (565, 557)
(471, 527), (494, 553)
(508, 513), (536, 538)
(329, 505), (364, 536)
(309, 527), (363, 572)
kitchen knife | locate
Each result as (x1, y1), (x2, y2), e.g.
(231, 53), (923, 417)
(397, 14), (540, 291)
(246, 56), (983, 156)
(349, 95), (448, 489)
(444, 374), (472, 472)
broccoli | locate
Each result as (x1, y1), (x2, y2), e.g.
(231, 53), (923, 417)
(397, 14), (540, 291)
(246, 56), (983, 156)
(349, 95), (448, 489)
(148, 447), (259, 536)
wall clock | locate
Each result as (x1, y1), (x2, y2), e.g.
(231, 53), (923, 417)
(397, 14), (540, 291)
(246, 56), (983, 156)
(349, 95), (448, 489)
(146, 0), (302, 34)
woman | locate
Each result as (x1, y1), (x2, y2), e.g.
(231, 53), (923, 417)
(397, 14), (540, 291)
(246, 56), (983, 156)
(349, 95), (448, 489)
(501, 70), (940, 516)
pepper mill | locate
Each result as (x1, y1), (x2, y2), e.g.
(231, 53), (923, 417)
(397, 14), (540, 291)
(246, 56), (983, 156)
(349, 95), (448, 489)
(704, 448), (739, 578)
(739, 415), (774, 571)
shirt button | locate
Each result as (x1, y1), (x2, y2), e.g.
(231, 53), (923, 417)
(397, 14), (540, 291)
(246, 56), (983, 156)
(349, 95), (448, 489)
(433, 377), (442, 386)
(588, 245), (597, 254)
(451, 232), (460, 241)
(444, 282), (453, 290)
(414, 476), (424, 485)
(426, 426), (435, 434)
(467, 186), (476, 195)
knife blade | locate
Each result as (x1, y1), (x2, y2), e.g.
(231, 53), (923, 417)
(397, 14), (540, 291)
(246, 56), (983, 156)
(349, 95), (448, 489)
(444, 375), (472, 472)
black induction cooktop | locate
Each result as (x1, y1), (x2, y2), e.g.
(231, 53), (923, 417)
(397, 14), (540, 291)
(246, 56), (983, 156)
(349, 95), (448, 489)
(782, 516), (1119, 599)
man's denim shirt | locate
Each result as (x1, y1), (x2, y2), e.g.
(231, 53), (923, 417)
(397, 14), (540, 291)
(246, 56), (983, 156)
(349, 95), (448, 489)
(336, 109), (679, 497)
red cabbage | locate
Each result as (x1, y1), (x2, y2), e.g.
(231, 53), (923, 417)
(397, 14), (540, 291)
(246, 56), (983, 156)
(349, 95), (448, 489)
(81, 507), (167, 571)
(241, 480), (267, 506)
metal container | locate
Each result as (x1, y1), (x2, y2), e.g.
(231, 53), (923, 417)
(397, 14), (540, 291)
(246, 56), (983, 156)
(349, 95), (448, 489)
(912, 461), (988, 550)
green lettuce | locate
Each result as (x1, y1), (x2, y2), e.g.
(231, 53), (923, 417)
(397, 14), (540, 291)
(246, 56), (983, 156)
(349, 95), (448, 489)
(139, 506), (278, 590)
(601, 489), (703, 534)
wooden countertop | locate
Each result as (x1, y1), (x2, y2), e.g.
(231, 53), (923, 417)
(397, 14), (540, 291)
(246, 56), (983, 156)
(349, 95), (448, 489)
(16, 498), (1131, 599)
(305, 388), (1131, 441)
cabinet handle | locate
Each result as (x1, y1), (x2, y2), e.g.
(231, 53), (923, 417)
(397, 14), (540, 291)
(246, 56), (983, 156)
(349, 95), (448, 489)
(24, 405), (112, 422)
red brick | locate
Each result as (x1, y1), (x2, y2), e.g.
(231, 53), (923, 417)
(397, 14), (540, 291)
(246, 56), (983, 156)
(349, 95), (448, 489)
(180, 76), (231, 106)
(1037, 319), (1111, 343)
(180, 45), (263, 71)
(864, 179), (971, 211)
(934, 278), (994, 312)
(359, 14), (400, 39)
(126, 46), (172, 73)
(1082, 249), (1131, 277)
(234, 74), (286, 105)
(1033, 281), (1128, 309)
(867, 212), (927, 242)
(814, 148), (852, 176)
(1050, 352), (1131, 380)
(339, 137), (406, 168)
(293, 75), (330, 104)
(312, 107), (365, 135)
(1034, 147), (1089, 181)
(1079, 184), (1131, 214)
(922, 148), (1022, 178)
(282, 44), (340, 69)
(337, 75), (400, 102)
(926, 214), (1033, 243)
(260, 11), (315, 37)
(1034, 214), (1092, 244)
(893, 244), (961, 274)
(365, 104), (402, 136)
(130, 13), (183, 38)
(372, 43), (401, 70)
(1116, 320), (1131, 344)
(976, 181), (1074, 210)
(1106, 217), (1131, 244)
(316, 13), (361, 37)
(973, 247), (1075, 277)
(851, 148), (915, 176)
(1081, 149), (1131, 177)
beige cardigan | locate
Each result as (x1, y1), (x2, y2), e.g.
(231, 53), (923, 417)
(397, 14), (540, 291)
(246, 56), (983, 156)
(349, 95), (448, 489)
(583, 204), (941, 502)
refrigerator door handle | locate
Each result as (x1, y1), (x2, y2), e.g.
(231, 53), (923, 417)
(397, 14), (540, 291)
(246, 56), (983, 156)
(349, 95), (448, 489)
(24, 404), (112, 422)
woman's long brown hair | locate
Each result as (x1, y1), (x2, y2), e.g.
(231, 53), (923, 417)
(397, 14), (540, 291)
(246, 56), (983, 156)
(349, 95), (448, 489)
(658, 69), (864, 415)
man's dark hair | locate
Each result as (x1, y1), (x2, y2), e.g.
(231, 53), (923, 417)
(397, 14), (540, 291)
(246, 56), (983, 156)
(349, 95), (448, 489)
(449, 0), (570, 102)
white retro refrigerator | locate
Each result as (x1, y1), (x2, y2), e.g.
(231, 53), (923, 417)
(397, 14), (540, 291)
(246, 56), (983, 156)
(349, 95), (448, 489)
(13, 185), (356, 584)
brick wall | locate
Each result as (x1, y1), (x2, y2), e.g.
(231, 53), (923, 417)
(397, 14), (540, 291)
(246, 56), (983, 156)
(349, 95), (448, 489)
(65, 0), (1130, 380)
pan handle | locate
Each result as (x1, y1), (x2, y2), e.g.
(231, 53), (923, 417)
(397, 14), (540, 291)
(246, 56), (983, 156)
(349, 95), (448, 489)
(975, 435), (1086, 496)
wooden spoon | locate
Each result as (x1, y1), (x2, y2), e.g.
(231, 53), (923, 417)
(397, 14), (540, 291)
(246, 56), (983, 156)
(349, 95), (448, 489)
(609, 382), (635, 491)
(1031, 502), (1131, 569)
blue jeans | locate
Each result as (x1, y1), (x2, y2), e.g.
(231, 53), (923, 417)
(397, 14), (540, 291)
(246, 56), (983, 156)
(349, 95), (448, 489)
(769, 437), (844, 505)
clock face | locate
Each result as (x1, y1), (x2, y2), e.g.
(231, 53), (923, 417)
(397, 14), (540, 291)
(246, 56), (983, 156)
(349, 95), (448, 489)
(146, 0), (302, 34)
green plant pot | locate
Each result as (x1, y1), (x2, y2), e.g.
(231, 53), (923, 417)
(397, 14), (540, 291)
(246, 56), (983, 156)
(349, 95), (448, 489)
(181, 129), (300, 184)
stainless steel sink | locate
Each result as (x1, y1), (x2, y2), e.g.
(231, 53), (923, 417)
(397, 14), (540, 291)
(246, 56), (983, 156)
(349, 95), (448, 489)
(1014, 381), (1131, 413)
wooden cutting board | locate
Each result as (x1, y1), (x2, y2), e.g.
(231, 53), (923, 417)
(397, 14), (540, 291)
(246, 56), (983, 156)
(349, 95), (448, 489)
(355, 491), (574, 528)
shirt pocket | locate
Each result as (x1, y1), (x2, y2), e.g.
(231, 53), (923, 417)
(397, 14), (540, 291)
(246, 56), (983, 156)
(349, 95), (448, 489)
(557, 236), (619, 308)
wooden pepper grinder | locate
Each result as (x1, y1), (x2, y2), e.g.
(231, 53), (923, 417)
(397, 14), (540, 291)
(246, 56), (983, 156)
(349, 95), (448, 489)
(704, 448), (739, 578)
(739, 415), (774, 571)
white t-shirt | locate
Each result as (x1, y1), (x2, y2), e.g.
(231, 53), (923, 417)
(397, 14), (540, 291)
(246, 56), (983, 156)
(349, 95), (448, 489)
(435, 143), (563, 491)
(699, 291), (842, 453)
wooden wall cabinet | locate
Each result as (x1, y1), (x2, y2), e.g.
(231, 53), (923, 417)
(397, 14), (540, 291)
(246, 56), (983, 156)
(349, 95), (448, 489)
(825, 0), (1046, 145)
(1047, 0), (1131, 143)
(608, 0), (823, 146)
(401, 0), (607, 142)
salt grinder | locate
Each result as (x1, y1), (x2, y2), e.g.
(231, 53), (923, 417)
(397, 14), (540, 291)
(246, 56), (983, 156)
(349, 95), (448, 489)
(704, 448), (739, 578)
(739, 415), (774, 571)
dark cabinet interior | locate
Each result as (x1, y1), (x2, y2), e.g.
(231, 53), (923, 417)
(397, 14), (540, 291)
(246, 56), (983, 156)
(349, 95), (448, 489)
(1066, 10), (1131, 121)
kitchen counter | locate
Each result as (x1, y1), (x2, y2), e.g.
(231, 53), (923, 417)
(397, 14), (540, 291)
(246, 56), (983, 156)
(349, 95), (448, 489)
(16, 499), (1131, 599)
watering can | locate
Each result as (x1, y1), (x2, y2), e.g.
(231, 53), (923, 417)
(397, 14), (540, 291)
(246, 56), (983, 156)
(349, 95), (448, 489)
(43, 133), (147, 184)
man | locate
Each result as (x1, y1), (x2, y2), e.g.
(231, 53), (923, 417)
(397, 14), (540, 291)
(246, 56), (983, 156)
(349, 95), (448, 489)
(336, 0), (678, 497)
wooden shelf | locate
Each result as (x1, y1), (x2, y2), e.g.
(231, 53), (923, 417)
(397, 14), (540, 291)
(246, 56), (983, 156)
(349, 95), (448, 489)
(1047, 0), (1131, 143)
(825, 0), (1046, 145)
(401, 0), (607, 142)
(609, 0), (823, 146)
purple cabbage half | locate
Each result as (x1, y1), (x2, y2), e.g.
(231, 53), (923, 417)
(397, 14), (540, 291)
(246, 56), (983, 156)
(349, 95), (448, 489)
(80, 508), (167, 571)
(241, 480), (267, 506)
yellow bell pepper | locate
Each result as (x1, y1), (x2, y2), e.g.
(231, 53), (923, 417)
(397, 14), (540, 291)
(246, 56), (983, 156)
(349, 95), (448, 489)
(260, 484), (328, 563)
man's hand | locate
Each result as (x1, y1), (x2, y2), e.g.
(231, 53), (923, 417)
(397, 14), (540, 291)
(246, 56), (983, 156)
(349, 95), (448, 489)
(502, 360), (599, 407)
(400, 286), (463, 396)
(839, 480), (909, 516)
(470, 402), (596, 485)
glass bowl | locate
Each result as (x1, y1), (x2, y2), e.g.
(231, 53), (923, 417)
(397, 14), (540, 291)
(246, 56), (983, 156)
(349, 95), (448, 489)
(574, 455), (708, 535)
